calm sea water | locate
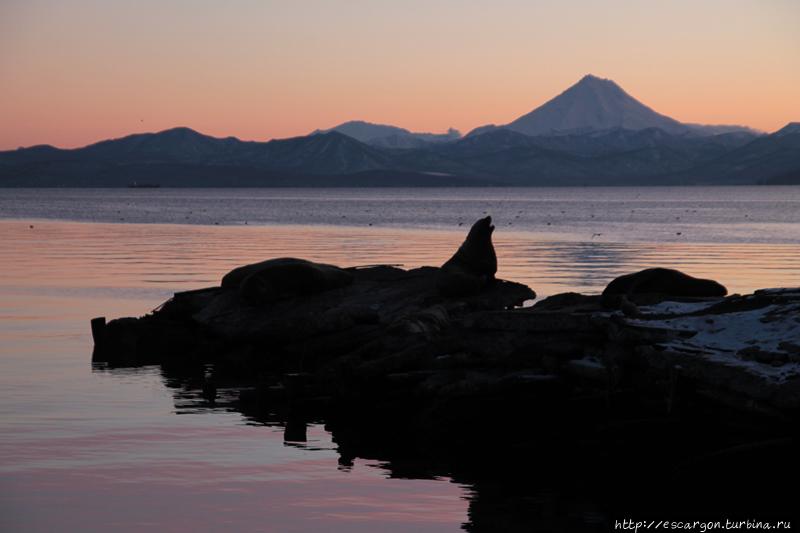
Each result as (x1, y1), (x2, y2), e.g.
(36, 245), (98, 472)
(3, 186), (800, 244)
(2, 187), (800, 532)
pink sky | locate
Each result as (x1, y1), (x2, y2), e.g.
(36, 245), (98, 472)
(1, 0), (798, 149)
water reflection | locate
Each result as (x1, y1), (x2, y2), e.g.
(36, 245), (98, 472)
(2, 220), (799, 302)
(3, 218), (799, 532)
(117, 351), (793, 532)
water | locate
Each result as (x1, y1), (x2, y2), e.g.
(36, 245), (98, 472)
(1, 187), (800, 532)
(3, 186), (800, 244)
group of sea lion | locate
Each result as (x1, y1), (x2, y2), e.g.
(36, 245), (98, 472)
(222, 215), (727, 303)
(438, 216), (727, 300)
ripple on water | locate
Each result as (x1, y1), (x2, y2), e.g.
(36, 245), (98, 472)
(1, 213), (800, 532)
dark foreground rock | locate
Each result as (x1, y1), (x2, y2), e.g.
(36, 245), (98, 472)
(90, 221), (799, 526)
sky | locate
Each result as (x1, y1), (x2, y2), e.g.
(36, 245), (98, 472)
(0, 0), (798, 149)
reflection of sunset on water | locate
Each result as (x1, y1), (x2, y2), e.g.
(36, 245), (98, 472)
(2, 220), (798, 303)
(2, 217), (799, 532)
(0, 221), (472, 532)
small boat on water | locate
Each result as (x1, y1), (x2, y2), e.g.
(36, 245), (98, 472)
(127, 182), (161, 188)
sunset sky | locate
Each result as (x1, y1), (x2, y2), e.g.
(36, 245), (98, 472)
(1, 0), (798, 149)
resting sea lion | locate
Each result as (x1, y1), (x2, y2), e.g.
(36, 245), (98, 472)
(602, 267), (727, 306)
(221, 257), (353, 305)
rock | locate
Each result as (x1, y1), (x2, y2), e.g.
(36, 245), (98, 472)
(532, 292), (601, 312)
(391, 305), (451, 336)
(91, 225), (800, 424)
(563, 358), (608, 382)
(221, 257), (354, 305)
(438, 216), (497, 296)
(602, 268), (727, 303)
(778, 341), (800, 354)
(201, 377), (217, 403)
(737, 346), (788, 365)
(619, 296), (641, 317)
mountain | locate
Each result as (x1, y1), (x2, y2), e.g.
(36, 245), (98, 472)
(313, 121), (461, 148)
(681, 122), (800, 184)
(0, 124), (787, 187)
(773, 122), (800, 137)
(468, 75), (759, 138)
(1, 78), (794, 187)
(508, 75), (688, 135)
(0, 128), (426, 186)
(254, 131), (394, 174)
(420, 126), (762, 185)
(0, 128), (371, 186)
(78, 127), (246, 161)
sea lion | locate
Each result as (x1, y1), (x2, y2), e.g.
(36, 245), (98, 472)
(602, 267), (727, 306)
(221, 257), (353, 305)
(438, 216), (498, 296)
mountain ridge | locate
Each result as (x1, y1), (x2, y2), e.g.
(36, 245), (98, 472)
(2, 123), (795, 187)
(468, 74), (761, 138)
(1, 75), (795, 187)
(312, 120), (462, 149)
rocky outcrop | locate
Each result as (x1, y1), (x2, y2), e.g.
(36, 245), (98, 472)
(90, 221), (800, 417)
(92, 219), (532, 373)
(90, 221), (800, 526)
(93, 268), (800, 437)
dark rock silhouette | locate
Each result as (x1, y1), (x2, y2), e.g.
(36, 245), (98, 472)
(201, 376), (217, 403)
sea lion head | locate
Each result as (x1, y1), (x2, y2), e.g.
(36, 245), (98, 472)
(467, 216), (494, 239)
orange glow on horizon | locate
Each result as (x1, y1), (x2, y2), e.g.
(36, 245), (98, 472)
(0, 0), (798, 149)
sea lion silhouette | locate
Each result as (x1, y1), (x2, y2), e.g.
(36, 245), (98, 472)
(222, 257), (353, 305)
(602, 267), (727, 306)
(438, 216), (497, 296)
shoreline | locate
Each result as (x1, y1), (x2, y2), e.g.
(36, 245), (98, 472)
(89, 237), (800, 521)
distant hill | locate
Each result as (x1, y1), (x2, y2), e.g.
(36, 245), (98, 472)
(1, 77), (796, 187)
(423, 126), (765, 185)
(2, 123), (796, 187)
(313, 121), (461, 148)
(0, 128), (486, 186)
(677, 122), (800, 184)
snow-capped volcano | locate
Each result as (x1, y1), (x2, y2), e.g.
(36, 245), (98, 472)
(505, 74), (687, 135)
(472, 74), (757, 137)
